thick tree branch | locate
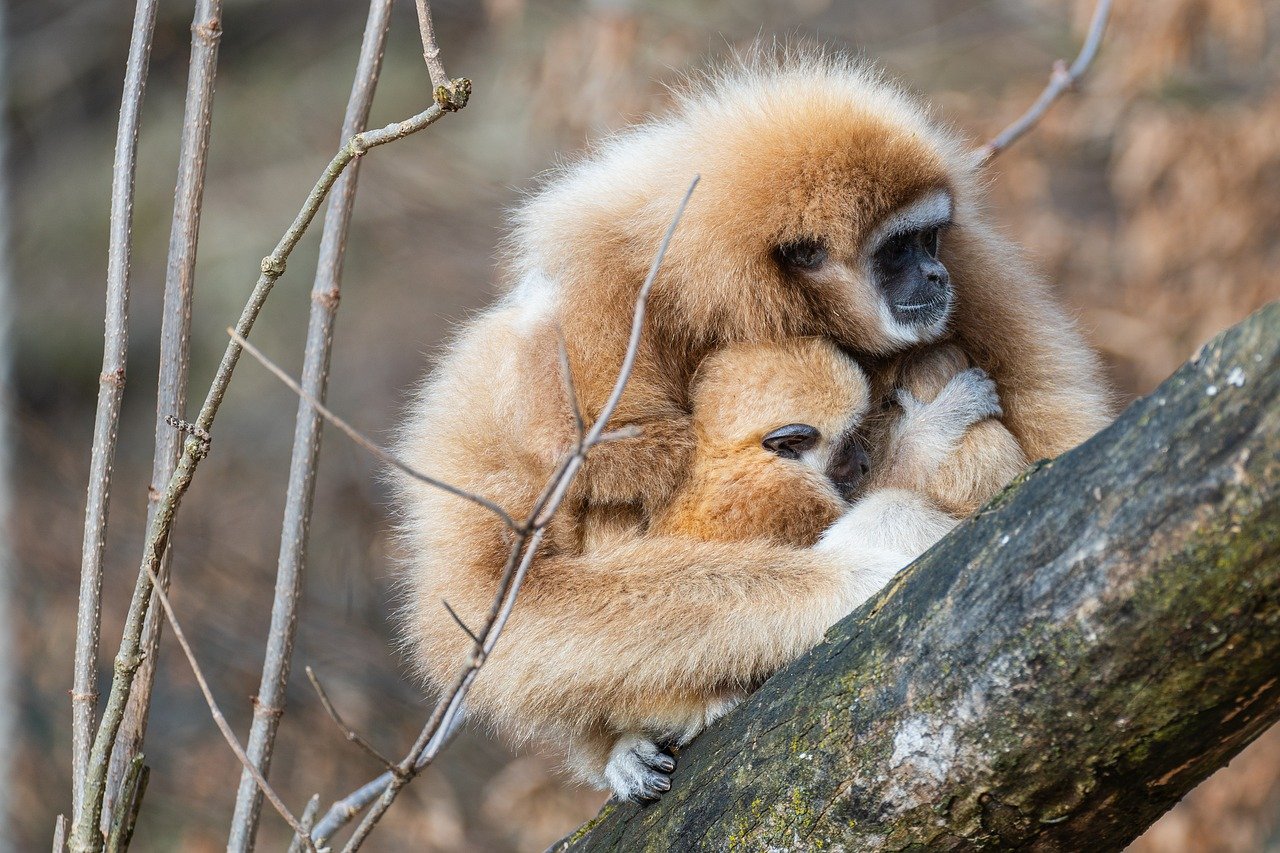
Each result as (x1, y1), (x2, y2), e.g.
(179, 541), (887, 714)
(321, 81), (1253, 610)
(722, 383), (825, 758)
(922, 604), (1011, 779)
(558, 301), (1280, 851)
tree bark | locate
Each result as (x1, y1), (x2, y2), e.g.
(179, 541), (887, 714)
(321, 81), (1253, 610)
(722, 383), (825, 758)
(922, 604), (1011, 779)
(557, 302), (1280, 852)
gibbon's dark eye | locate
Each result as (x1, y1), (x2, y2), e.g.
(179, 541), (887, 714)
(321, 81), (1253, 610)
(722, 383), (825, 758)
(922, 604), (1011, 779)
(922, 225), (941, 258)
(775, 239), (828, 271)
(876, 232), (915, 272)
(762, 423), (820, 460)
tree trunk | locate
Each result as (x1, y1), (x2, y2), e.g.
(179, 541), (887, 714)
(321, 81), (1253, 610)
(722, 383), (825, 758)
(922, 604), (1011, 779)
(556, 302), (1280, 852)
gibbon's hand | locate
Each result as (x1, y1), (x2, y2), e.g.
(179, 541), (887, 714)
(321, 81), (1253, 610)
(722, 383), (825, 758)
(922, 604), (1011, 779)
(892, 367), (1004, 474)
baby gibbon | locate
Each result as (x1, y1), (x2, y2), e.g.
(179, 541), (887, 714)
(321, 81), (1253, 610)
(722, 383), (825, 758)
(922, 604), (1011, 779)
(394, 53), (1110, 802)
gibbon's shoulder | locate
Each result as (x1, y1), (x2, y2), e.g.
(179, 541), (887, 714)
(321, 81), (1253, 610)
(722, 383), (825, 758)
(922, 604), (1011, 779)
(503, 49), (971, 285)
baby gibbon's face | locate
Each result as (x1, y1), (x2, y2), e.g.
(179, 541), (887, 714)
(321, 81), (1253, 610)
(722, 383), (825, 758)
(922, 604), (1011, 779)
(691, 338), (874, 502)
(760, 421), (870, 501)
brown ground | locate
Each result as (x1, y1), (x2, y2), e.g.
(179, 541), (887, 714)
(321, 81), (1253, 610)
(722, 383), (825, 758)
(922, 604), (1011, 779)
(8, 0), (1280, 849)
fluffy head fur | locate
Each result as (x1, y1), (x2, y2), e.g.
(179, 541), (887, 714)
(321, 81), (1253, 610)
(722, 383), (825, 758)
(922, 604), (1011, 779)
(511, 52), (972, 358)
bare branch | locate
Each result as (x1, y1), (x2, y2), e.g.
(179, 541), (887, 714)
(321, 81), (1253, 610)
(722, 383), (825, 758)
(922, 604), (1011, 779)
(413, 0), (449, 90)
(311, 176), (700, 849)
(137, 560), (316, 850)
(229, 329), (519, 530)
(76, 70), (469, 853)
(288, 795), (322, 853)
(98, 0), (225, 837)
(52, 815), (67, 853)
(556, 329), (585, 443)
(104, 755), (146, 853)
(305, 667), (398, 772)
(71, 0), (159, 828)
(587, 177), (698, 445)
(973, 0), (1114, 167)
(228, 2), (395, 848)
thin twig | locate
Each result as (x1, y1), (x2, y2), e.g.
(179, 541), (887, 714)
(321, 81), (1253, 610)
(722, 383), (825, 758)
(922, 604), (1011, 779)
(556, 330), (585, 442)
(311, 176), (700, 849)
(441, 599), (481, 644)
(288, 795), (321, 853)
(230, 330), (518, 530)
(53, 815), (67, 853)
(71, 0), (159, 830)
(76, 74), (469, 853)
(137, 561), (316, 850)
(973, 0), (1114, 167)
(413, 0), (449, 90)
(97, 0), (225, 840)
(305, 667), (398, 772)
(228, 3), (394, 849)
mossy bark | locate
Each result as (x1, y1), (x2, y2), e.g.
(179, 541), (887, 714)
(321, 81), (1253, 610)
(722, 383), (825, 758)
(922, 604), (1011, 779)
(556, 302), (1280, 852)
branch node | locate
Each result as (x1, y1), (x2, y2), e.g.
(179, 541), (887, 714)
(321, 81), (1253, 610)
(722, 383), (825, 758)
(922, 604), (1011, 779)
(191, 18), (223, 44)
(251, 697), (286, 720)
(434, 78), (471, 112)
(164, 415), (211, 453)
(261, 255), (287, 278)
(100, 367), (126, 388)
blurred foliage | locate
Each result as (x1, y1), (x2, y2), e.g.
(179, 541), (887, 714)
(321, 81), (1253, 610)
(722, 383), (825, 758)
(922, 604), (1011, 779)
(7, 0), (1279, 850)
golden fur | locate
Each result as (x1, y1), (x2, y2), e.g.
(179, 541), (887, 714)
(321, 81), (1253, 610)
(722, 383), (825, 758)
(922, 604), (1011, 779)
(393, 52), (1112, 793)
(652, 338), (866, 547)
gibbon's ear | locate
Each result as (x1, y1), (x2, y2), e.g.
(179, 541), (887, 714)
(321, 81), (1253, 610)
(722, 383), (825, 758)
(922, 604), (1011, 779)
(762, 424), (821, 459)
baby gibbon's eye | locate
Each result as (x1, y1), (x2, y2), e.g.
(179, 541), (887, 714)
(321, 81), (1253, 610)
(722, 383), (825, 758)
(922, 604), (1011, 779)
(775, 239), (828, 271)
(762, 423), (820, 460)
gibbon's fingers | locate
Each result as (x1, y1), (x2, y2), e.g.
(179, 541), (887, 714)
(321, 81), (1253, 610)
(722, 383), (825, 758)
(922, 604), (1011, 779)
(605, 736), (675, 801)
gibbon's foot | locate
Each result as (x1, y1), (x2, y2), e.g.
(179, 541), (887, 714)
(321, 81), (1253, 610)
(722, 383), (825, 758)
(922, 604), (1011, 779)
(605, 735), (676, 801)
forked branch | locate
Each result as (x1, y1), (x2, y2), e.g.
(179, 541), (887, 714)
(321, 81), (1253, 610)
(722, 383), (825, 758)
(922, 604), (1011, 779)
(974, 0), (1114, 166)
(71, 9), (471, 849)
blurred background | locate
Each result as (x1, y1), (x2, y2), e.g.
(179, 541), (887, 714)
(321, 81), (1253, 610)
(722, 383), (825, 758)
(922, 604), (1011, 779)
(6, 0), (1280, 849)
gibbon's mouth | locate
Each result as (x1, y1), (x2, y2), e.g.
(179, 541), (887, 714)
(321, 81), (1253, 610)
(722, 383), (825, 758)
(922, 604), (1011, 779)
(891, 291), (952, 327)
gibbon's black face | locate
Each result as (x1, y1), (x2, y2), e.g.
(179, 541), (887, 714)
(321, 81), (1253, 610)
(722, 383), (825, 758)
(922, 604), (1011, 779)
(872, 224), (950, 327)
(762, 424), (871, 502)
(863, 188), (955, 335)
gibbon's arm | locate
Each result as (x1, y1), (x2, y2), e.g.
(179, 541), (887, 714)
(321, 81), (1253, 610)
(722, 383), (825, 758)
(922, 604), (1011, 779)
(403, 535), (907, 740)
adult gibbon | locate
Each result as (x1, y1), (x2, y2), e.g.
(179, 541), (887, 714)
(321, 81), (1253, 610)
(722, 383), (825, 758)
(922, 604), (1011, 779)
(394, 53), (1109, 799)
